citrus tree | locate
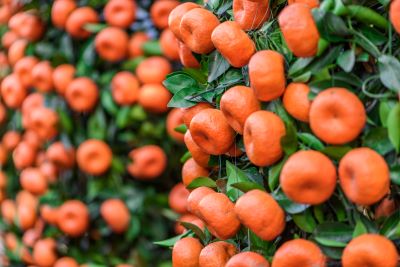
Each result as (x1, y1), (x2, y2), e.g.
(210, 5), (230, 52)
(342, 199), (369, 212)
(0, 0), (186, 266)
(162, 0), (400, 266)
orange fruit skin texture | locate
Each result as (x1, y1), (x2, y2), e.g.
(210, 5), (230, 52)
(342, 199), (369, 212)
(225, 251), (270, 267)
(65, 7), (99, 39)
(172, 237), (203, 267)
(166, 108), (185, 142)
(150, 0), (180, 29)
(244, 110), (286, 167)
(138, 84), (171, 114)
(235, 190), (285, 241)
(17, 203), (36, 230)
(1, 199), (16, 224)
(186, 186), (215, 216)
(179, 8), (220, 54)
(2, 131), (21, 151)
(198, 192), (241, 240)
(279, 3), (320, 57)
(160, 29), (180, 61)
(111, 71), (139, 106)
(100, 199), (131, 233)
(57, 200), (89, 237)
(33, 238), (57, 267)
(342, 234), (398, 267)
(104, 0), (136, 29)
(280, 150), (337, 205)
(184, 130), (210, 167)
(127, 145), (167, 180)
(339, 147), (390, 205)
(375, 197), (396, 219)
(178, 41), (200, 68)
(168, 2), (200, 40)
(136, 56), (172, 84)
(168, 183), (190, 214)
(54, 257), (80, 267)
(2, 31), (18, 50)
(52, 64), (75, 95)
(211, 21), (256, 67)
(283, 83), (311, 122)
(46, 141), (75, 169)
(271, 239), (326, 267)
(13, 142), (37, 170)
(65, 77), (99, 112)
(190, 109), (235, 155)
(14, 56), (39, 87)
(8, 39), (27, 66)
(309, 88), (366, 145)
(1, 74), (27, 109)
(198, 241), (237, 267)
(94, 27), (129, 62)
(28, 107), (59, 141)
(76, 139), (113, 176)
(181, 158), (209, 187)
(220, 85), (260, 134)
(249, 50), (286, 101)
(20, 167), (48, 196)
(288, 0), (319, 8)
(233, 0), (270, 30)
(128, 32), (149, 58)
(31, 61), (54, 93)
(40, 204), (59, 225)
(51, 0), (77, 29)
(390, 0), (400, 34)
(182, 102), (213, 128)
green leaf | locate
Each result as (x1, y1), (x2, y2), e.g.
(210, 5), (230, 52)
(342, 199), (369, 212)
(380, 212), (400, 239)
(390, 165), (400, 185)
(320, 146), (352, 160)
(174, 124), (187, 134)
(313, 222), (353, 244)
(116, 106), (131, 128)
(142, 40), (163, 56)
(180, 221), (206, 241)
(378, 55), (400, 92)
(164, 73), (199, 94)
(281, 122), (298, 156)
(292, 209), (317, 233)
(154, 232), (190, 247)
(387, 103), (400, 152)
(362, 127), (394, 155)
(126, 216), (141, 241)
(83, 23), (107, 33)
(208, 50), (230, 83)
(307, 46), (343, 74)
(187, 177), (217, 190)
(312, 10), (350, 42)
(379, 101), (396, 127)
(180, 151), (192, 164)
(314, 237), (347, 247)
(273, 190), (309, 214)
(168, 90), (198, 108)
(226, 161), (250, 200)
(352, 219), (368, 238)
(297, 133), (325, 150)
(288, 58), (313, 77)
(268, 158), (286, 191)
(231, 181), (265, 193)
(337, 50), (355, 73)
(101, 90), (118, 115)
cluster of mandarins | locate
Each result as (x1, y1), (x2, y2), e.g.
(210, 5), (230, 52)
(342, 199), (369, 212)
(165, 0), (400, 266)
(0, 0), (190, 266)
